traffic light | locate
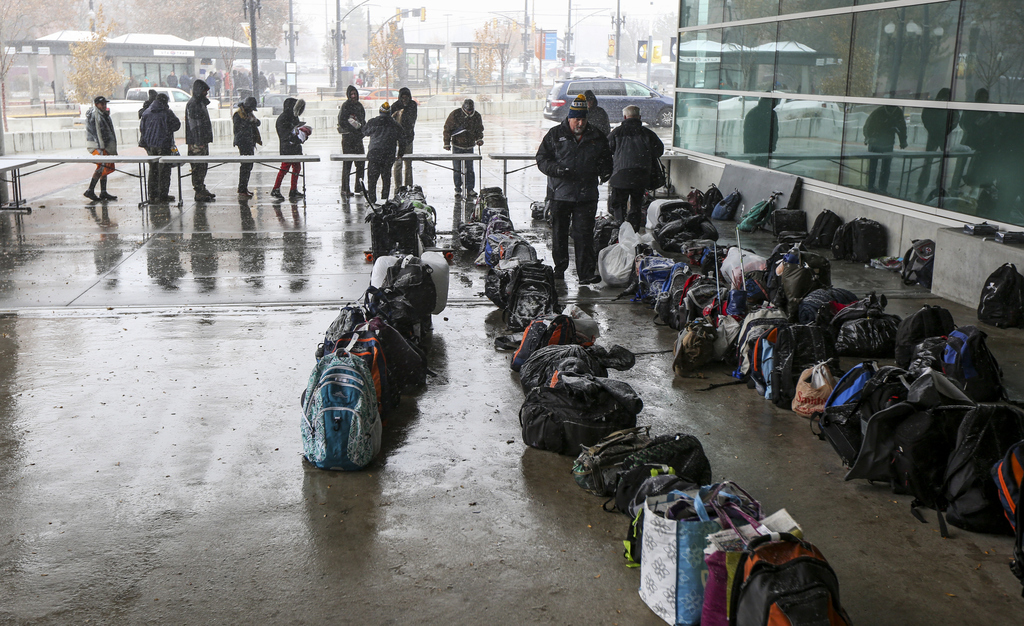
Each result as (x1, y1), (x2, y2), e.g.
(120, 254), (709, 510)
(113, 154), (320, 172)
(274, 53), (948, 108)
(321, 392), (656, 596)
(420, 7), (425, 21)
(396, 7), (401, 21)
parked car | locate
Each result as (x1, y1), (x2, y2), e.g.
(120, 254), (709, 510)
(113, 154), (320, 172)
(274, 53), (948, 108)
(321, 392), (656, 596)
(569, 66), (609, 79)
(81, 87), (218, 118)
(543, 78), (675, 127)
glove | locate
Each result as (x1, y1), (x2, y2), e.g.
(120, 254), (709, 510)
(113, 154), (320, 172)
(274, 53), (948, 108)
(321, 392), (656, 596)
(443, 145), (451, 151)
(599, 174), (610, 184)
(555, 166), (571, 178)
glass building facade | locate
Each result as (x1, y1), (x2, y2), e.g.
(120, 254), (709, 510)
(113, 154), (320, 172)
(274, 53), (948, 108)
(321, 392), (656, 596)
(673, 0), (1024, 227)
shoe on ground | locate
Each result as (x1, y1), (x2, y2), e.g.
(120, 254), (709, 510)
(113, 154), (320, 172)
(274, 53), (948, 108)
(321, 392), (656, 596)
(579, 275), (602, 285)
(289, 190), (305, 199)
(83, 189), (100, 201)
(161, 195), (175, 202)
(195, 191), (213, 202)
(99, 191), (117, 201)
(238, 189), (254, 197)
(466, 189), (478, 198)
(554, 271), (565, 281)
(270, 188), (284, 199)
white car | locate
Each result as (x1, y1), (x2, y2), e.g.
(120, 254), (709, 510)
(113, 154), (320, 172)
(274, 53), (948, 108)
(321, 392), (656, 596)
(717, 95), (842, 125)
(80, 87), (218, 119)
(569, 66), (609, 79)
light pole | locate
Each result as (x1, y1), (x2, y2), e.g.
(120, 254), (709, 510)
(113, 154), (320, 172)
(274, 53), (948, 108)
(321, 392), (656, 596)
(612, 0), (624, 78)
(243, 0), (260, 94)
(336, 0), (371, 95)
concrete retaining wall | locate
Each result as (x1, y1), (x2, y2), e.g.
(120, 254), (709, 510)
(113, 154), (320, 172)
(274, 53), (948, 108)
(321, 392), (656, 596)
(932, 228), (1024, 307)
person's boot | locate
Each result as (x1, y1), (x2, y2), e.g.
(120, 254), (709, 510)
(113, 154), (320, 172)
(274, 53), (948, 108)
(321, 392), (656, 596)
(270, 188), (285, 200)
(289, 188), (304, 200)
(83, 185), (100, 202)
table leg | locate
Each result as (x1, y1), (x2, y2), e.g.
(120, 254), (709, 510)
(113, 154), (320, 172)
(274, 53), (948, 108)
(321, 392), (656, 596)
(502, 161), (508, 196)
(176, 165), (183, 208)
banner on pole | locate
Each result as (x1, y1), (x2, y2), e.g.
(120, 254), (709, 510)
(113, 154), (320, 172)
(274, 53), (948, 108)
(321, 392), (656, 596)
(636, 41), (648, 64)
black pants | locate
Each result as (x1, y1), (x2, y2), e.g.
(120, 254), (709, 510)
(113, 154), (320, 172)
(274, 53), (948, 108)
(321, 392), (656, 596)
(189, 144), (209, 191)
(341, 134), (365, 192)
(367, 158), (395, 203)
(866, 144), (893, 193)
(238, 146), (254, 191)
(609, 186), (646, 231)
(550, 199), (598, 279)
(145, 146), (172, 199)
(452, 145), (475, 192)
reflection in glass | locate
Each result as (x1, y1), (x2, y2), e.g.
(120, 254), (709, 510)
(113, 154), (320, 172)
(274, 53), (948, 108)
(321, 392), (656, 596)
(776, 14), (852, 97)
(681, 0), (726, 28)
(780, 0), (852, 13)
(677, 30), (722, 91)
(720, 23), (779, 91)
(770, 98), (845, 184)
(721, 0), (779, 23)
(954, 0), (1024, 104)
(674, 92), (719, 155)
(915, 89), (958, 202)
(743, 98), (779, 167)
(848, 2), (960, 99)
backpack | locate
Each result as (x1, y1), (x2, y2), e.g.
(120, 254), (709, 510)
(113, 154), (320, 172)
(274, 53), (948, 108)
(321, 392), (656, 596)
(901, 239), (935, 287)
(803, 210), (843, 249)
(710, 188), (741, 220)
(484, 267), (512, 308)
(729, 533), (852, 626)
(944, 405), (1024, 534)
(503, 262), (559, 331)
(383, 256), (437, 319)
(978, 263), (1024, 328)
(771, 208), (807, 239)
(687, 186), (705, 211)
(458, 222), (485, 251)
(797, 287), (858, 325)
(368, 201), (421, 260)
(856, 365), (913, 420)
(510, 315), (578, 372)
(672, 319), (717, 377)
(594, 216), (621, 252)
(612, 433), (713, 514)
(942, 326), (1004, 402)
(321, 305), (367, 356)
(849, 218), (888, 262)
(632, 255), (676, 304)
(769, 325), (835, 408)
(813, 362), (879, 466)
(702, 183), (724, 217)
(300, 351), (382, 471)
(530, 200), (550, 222)
(363, 285), (423, 343)
(736, 193), (780, 233)
(830, 222), (853, 260)
(654, 263), (692, 327)
(332, 323), (400, 416)
(571, 426), (654, 496)
(894, 305), (956, 369)
(734, 307), (788, 378)
(992, 440), (1024, 595)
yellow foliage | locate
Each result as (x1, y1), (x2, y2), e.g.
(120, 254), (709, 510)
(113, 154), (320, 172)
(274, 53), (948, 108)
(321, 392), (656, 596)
(66, 7), (126, 104)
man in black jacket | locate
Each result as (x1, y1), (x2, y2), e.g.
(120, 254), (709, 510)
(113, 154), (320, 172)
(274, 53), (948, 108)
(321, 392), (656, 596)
(443, 99), (484, 198)
(536, 94), (613, 284)
(140, 93), (181, 202)
(362, 102), (405, 205)
(185, 79), (215, 201)
(607, 105), (664, 230)
(232, 96), (262, 196)
(584, 90), (610, 136)
(390, 87), (417, 188)
(337, 85), (365, 197)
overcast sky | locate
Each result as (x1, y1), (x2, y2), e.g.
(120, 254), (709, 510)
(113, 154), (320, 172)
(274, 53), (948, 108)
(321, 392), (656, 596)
(288, 0), (678, 65)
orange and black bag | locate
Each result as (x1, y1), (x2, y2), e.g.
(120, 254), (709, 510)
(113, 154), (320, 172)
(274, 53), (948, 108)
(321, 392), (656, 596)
(992, 440), (1024, 596)
(729, 533), (851, 626)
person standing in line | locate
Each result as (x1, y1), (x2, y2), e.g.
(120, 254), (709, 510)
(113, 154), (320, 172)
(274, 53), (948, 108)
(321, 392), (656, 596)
(390, 87), (418, 189)
(271, 97), (308, 201)
(166, 70), (178, 90)
(535, 94), (612, 284)
(140, 93), (181, 203)
(232, 96), (262, 197)
(607, 105), (664, 231)
(584, 90), (610, 136)
(742, 97), (778, 168)
(862, 104), (908, 195)
(185, 79), (216, 201)
(443, 98), (484, 198)
(917, 88), (959, 200)
(84, 96), (118, 202)
(337, 85), (366, 198)
(362, 101), (404, 205)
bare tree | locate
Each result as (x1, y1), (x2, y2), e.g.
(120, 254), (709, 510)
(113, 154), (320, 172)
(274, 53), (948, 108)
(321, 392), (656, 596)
(65, 7), (125, 104)
(367, 23), (401, 90)
(476, 20), (517, 95)
(117, 0), (286, 46)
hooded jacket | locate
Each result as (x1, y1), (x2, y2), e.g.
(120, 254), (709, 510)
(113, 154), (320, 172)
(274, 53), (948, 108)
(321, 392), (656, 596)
(86, 105), (117, 153)
(140, 96), (181, 151)
(583, 92), (611, 136)
(536, 119), (613, 202)
(232, 101), (262, 151)
(607, 117), (664, 189)
(338, 85), (365, 136)
(443, 107), (484, 149)
(863, 105), (908, 150)
(390, 87), (418, 145)
(363, 109), (404, 164)
(276, 97), (305, 156)
(185, 79), (213, 145)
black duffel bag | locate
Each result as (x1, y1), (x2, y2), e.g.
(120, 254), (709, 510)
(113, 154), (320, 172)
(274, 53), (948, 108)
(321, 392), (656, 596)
(519, 373), (643, 456)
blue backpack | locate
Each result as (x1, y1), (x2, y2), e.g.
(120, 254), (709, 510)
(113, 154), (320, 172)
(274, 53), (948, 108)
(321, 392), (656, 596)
(711, 189), (741, 220)
(942, 326), (1004, 402)
(812, 361), (879, 466)
(633, 256), (677, 304)
(300, 351), (382, 471)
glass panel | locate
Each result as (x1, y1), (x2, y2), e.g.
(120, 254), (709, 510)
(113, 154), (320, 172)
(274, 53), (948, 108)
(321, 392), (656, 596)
(939, 107), (1024, 226)
(716, 95), (758, 157)
(780, 0), (853, 13)
(720, 23), (779, 91)
(775, 14), (852, 97)
(848, 2), (960, 100)
(721, 0), (779, 23)
(953, 0), (1024, 105)
(840, 103), (913, 196)
(677, 30), (721, 90)
(771, 98), (846, 183)
(675, 92), (719, 155)
(680, 0), (726, 27)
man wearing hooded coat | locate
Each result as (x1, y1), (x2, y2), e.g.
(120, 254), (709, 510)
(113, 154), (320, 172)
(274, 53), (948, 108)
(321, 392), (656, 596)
(584, 90), (611, 136)
(390, 87), (418, 188)
(139, 93), (181, 202)
(185, 79), (215, 201)
(443, 99), (484, 198)
(337, 85), (366, 197)
(362, 101), (405, 205)
(232, 96), (262, 196)
(607, 105), (664, 230)
(272, 97), (307, 200)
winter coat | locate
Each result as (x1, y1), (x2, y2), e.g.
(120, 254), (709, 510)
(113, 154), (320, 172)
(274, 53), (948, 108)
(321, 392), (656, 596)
(391, 87), (418, 145)
(587, 106), (611, 136)
(185, 79), (213, 145)
(863, 106), (907, 150)
(232, 105), (262, 151)
(443, 108), (484, 149)
(535, 119), (613, 203)
(363, 111), (404, 164)
(139, 98), (181, 151)
(337, 86), (365, 136)
(86, 106), (118, 154)
(276, 97), (303, 156)
(607, 117), (664, 190)
(921, 108), (959, 152)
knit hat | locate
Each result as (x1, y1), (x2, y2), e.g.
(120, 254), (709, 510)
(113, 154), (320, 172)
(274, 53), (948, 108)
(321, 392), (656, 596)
(567, 94), (588, 119)
(379, 101), (390, 114)
(243, 96), (258, 112)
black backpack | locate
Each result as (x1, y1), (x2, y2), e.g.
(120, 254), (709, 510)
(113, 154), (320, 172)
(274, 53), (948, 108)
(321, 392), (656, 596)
(383, 256), (436, 319)
(894, 305), (956, 369)
(901, 239), (935, 288)
(368, 201), (420, 260)
(594, 216), (621, 252)
(803, 210), (843, 249)
(942, 326), (1004, 402)
(503, 262), (558, 331)
(849, 218), (888, 262)
(943, 405), (1024, 534)
(769, 324), (835, 408)
(856, 365), (913, 422)
(830, 222), (853, 260)
(978, 263), (1024, 328)
(770, 208), (807, 239)
(458, 222), (485, 251)
(702, 183), (724, 217)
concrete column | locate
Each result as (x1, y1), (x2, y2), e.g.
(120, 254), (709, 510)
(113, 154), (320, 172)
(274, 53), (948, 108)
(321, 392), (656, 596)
(28, 54), (40, 104)
(52, 56), (66, 102)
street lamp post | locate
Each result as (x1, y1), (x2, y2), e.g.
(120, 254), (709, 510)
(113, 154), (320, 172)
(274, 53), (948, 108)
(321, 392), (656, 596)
(243, 0), (260, 94)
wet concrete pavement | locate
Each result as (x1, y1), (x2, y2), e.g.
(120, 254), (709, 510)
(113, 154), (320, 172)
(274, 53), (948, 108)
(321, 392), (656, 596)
(2, 113), (1024, 624)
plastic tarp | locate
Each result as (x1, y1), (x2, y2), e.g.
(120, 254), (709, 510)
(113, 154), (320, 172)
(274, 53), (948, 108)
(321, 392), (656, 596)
(518, 343), (636, 393)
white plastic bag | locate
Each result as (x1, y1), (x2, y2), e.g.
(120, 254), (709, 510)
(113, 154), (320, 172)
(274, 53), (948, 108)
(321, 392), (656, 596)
(563, 304), (600, 341)
(369, 255), (400, 288)
(719, 246), (767, 284)
(421, 251), (449, 315)
(598, 223), (653, 287)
